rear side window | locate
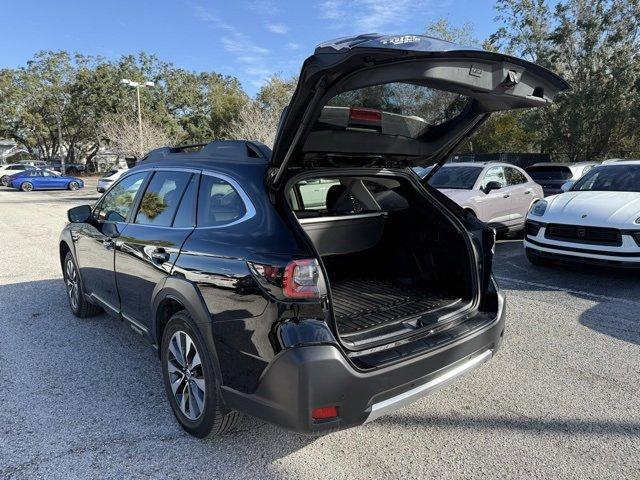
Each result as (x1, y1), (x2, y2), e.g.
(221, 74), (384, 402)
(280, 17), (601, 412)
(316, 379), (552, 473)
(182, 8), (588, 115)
(505, 167), (528, 185)
(197, 175), (247, 227)
(96, 172), (147, 222)
(135, 171), (192, 227)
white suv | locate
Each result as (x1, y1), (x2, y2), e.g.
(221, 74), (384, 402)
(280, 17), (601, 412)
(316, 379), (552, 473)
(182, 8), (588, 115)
(97, 169), (128, 193)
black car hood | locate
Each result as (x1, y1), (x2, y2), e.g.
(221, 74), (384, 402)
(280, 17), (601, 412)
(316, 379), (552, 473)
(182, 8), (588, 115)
(268, 34), (569, 188)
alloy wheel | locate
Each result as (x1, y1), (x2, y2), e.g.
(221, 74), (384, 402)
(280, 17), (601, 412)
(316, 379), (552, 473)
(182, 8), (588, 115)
(167, 330), (206, 421)
(0, 176), (8, 186)
(21, 182), (33, 192)
(69, 181), (79, 190)
(65, 258), (80, 310)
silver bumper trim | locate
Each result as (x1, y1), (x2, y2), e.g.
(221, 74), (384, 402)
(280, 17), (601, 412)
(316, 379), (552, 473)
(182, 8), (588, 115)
(364, 349), (493, 423)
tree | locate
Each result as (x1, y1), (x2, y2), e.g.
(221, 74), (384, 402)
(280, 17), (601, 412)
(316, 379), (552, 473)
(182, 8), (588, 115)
(0, 50), (249, 162)
(99, 113), (177, 159)
(227, 75), (297, 147)
(426, 19), (479, 46)
(490, 0), (640, 160)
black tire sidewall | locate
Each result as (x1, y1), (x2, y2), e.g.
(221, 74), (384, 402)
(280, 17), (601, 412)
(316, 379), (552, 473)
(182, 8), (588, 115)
(64, 252), (84, 315)
(160, 312), (220, 438)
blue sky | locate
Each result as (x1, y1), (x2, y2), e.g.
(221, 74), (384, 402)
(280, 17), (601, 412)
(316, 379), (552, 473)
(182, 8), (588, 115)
(0, 0), (502, 94)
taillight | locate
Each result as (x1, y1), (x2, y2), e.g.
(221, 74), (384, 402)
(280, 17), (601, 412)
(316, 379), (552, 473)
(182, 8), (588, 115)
(312, 406), (339, 421)
(283, 259), (322, 299)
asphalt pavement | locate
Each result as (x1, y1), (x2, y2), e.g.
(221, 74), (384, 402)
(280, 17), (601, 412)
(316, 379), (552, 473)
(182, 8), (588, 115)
(0, 181), (638, 479)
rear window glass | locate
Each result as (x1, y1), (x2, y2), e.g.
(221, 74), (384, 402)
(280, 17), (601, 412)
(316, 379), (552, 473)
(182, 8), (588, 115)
(197, 175), (247, 227)
(526, 166), (573, 180)
(322, 83), (468, 138)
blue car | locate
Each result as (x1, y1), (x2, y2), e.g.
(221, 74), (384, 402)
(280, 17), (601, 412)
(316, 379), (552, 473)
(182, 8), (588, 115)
(10, 169), (84, 191)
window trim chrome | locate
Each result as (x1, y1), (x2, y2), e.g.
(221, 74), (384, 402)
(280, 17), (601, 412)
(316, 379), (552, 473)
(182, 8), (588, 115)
(195, 170), (256, 229)
(95, 166), (255, 230)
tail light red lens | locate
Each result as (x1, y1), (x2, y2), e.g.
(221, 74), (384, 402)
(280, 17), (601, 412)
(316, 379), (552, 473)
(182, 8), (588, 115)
(349, 107), (382, 123)
(283, 259), (321, 299)
(312, 406), (339, 420)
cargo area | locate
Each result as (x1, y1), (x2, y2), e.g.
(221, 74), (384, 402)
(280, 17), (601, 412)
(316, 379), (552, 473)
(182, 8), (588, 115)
(289, 173), (475, 348)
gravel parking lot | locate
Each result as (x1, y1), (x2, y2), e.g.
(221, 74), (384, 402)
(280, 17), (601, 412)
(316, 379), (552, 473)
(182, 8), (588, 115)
(1, 181), (638, 479)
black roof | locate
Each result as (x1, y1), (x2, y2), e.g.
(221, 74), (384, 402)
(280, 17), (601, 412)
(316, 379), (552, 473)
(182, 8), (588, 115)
(140, 140), (272, 165)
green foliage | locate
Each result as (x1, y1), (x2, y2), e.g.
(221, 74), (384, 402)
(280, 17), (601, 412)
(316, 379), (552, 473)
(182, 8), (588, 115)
(0, 51), (247, 160)
(488, 0), (640, 159)
(5, 151), (34, 164)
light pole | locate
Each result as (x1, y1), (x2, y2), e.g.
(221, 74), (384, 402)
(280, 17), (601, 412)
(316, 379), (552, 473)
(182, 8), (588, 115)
(120, 78), (155, 158)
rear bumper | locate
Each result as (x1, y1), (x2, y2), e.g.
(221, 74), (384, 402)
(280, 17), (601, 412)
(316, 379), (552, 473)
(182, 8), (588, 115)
(222, 290), (506, 434)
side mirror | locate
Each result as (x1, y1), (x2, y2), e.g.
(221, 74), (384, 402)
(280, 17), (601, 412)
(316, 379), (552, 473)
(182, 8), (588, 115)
(561, 180), (575, 192)
(484, 181), (503, 194)
(67, 204), (91, 223)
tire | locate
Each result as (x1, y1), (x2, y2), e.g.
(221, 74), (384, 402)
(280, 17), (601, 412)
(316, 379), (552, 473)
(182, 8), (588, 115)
(526, 248), (550, 266)
(63, 252), (102, 318)
(0, 175), (8, 187)
(68, 181), (80, 191)
(161, 311), (241, 438)
(20, 182), (33, 192)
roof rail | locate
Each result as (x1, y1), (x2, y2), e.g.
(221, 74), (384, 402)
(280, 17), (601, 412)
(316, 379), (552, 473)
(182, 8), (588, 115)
(139, 140), (272, 164)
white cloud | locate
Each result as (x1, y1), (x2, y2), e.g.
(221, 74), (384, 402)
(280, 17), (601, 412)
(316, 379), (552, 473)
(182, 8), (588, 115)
(266, 23), (288, 34)
(192, 5), (269, 55)
(318, 0), (442, 32)
(191, 4), (301, 94)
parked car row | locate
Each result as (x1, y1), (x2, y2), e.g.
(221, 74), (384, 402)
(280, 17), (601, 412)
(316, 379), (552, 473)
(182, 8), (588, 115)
(0, 167), (84, 191)
(417, 159), (640, 268)
(524, 161), (640, 267)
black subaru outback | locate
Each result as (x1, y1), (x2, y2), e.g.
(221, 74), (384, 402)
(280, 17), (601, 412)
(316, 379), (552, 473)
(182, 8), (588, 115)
(60, 34), (568, 437)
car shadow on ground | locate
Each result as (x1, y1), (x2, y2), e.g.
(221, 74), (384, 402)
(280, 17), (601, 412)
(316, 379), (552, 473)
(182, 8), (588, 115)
(0, 191), (100, 205)
(494, 241), (640, 346)
(376, 412), (640, 438)
(0, 279), (317, 477)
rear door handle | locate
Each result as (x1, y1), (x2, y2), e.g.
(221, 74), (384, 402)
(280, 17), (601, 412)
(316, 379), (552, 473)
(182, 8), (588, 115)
(151, 249), (170, 263)
(503, 194), (510, 198)
(524, 190), (532, 195)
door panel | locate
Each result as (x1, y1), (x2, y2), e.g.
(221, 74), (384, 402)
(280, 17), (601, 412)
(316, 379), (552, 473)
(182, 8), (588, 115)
(115, 171), (197, 328)
(115, 225), (192, 327)
(477, 166), (510, 226)
(75, 222), (123, 313)
(76, 171), (149, 313)
(504, 166), (533, 225)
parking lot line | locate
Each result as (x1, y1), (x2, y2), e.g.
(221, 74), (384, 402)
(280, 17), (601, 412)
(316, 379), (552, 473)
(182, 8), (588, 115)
(496, 276), (640, 307)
